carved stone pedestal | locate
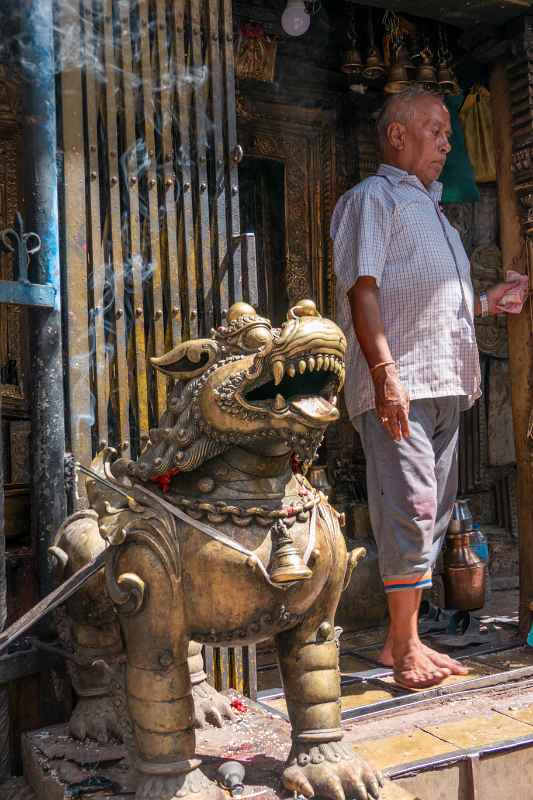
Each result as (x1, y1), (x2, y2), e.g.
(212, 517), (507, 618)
(21, 726), (134, 800)
(20, 695), (415, 800)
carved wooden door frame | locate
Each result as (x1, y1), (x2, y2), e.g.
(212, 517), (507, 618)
(238, 102), (337, 316)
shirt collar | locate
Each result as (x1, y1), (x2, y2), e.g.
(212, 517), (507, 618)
(377, 163), (443, 202)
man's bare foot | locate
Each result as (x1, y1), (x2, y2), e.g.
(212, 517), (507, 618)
(392, 643), (451, 689)
(379, 639), (469, 678)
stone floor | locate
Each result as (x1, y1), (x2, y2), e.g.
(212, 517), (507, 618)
(13, 588), (533, 800)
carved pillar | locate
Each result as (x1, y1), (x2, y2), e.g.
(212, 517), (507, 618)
(490, 18), (533, 635)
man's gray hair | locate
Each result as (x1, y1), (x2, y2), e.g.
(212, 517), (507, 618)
(376, 86), (444, 151)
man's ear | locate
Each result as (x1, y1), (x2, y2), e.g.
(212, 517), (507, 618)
(388, 121), (405, 151)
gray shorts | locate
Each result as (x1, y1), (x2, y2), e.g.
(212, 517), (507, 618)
(354, 397), (460, 593)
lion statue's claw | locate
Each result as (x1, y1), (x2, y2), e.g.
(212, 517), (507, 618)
(68, 696), (122, 744)
(136, 769), (224, 800)
(282, 741), (383, 800)
(192, 679), (236, 728)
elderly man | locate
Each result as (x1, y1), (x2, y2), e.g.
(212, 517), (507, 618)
(332, 86), (528, 689)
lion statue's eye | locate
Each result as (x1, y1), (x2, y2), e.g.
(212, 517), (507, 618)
(242, 326), (272, 350)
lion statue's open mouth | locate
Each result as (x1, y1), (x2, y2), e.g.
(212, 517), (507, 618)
(243, 347), (343, 426)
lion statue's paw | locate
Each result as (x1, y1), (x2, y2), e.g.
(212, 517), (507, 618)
(192, 679), (236, 728)
(69, 696), (123, 744)
(282, 741), (383, 800)
(135, 768), (224, 800)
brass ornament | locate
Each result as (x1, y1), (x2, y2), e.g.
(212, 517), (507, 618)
(341, 47), (363, 75)
(437, 61), (457, 94)
(362, 8), (384, 81)
(415, 48), (438, 90)
(363, 46), (385, 80)
(396, 43), (415, 78)
(269, 519), (313, 583)
(384, 61), (410, 94)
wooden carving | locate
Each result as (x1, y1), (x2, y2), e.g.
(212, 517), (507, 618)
(0, 66), (25, 406)
(238, 104), (337, 315)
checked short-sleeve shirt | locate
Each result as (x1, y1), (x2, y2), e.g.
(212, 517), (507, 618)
(331, 163), (481, 421)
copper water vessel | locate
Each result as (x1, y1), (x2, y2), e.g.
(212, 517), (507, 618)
(443, 501), (486, 610)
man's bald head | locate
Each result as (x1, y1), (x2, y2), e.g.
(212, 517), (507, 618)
(376, 87), (446, 150)
(375, 86), (451, 188)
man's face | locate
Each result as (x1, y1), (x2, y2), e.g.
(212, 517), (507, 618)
(387, 97), (452, 188)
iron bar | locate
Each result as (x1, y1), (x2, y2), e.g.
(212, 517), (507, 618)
(172, 0), (196, 341)
(190, 0), (213, 334)
(0, 281), (55, 308)
(207, 0), (229, 323)
(118, 0), (149, 441)
(0, 399), (7, 779)
(136, 0), (167, 422)
(102, 0), (131, 457)
(83, 0), (109, 449)
(154, 0), (182, 347)
(222, 0), (242, 303)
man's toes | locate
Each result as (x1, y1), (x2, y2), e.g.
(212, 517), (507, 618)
(435, 666), (451, 677)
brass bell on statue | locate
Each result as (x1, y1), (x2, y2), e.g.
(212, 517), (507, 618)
(363, 46), (385, 80)
(415, 48), (438, 89)
(384, 61), (410, 94)
(269, 519), (312, 584)
(341, 47), (363, 75)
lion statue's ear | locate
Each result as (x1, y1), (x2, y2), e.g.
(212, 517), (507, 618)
(150, 339), (220, 379)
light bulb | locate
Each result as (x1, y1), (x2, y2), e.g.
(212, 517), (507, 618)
(281, 0), (310, 37)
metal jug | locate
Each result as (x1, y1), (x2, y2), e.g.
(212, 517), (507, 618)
(443, 500), (486, 610)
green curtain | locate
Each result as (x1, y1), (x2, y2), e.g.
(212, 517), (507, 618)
(440, 94), (480, 204)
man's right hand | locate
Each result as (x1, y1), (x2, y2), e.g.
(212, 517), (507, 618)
(372, 364), (411, 442)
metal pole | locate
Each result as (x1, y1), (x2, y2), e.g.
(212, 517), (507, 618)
(0, 399), (9, 780)
(21, 0), (67, 597)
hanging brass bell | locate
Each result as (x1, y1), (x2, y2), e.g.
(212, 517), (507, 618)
(415, 49), (438, 89)
(341, 47), (363, 75)
(438, 62), (461, 96)
(437, 62), (455, 94)
(396, 44), (415, 78)
(384, 61), (410, 94)
(363, 46), (385, 80)
(269, 519), (312, 584)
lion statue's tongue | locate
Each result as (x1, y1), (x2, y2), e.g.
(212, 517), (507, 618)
(290, 395), (339, 424)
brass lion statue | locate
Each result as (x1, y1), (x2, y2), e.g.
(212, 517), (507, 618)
(52, 300), (382, 800)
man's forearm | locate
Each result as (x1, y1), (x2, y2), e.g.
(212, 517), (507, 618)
(347, 278), (393, 369)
